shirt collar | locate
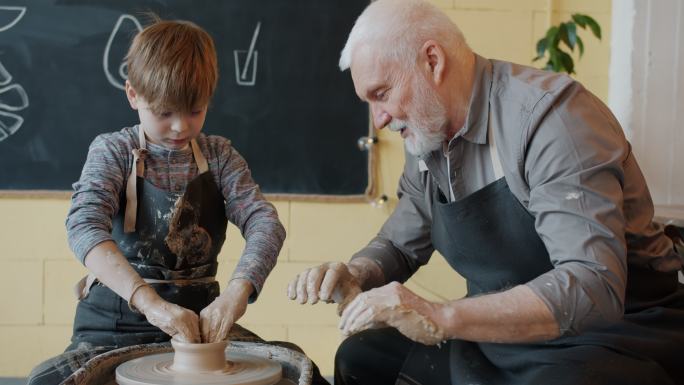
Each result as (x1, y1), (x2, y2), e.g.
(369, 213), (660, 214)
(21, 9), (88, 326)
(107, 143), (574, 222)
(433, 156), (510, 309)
(458, 54), (493, 145)
(417, 54), (493, 162)
(441, 54), (493, 148)
(134, 125), (193, 157)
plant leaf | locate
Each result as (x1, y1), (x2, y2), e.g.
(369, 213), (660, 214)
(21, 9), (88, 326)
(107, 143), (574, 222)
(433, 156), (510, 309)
(576, 35), (585, 57)
(584, 15), (602, 39)
(534, 37), (547, 61)
(559, 22), (577, 51)
(549, 47), (561, 72)
(572, 13), (588, 28)
(545, 25), (560, 49)
(546, 51), (555, 71)
(559, 51), (575, 74)
(558, 23), (570, 49)
(538, 13), (600, 73)
(565, 22), (577, 49)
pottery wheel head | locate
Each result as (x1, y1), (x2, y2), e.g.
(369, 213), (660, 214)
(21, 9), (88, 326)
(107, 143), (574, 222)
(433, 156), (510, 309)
(115, 350), (282, 385)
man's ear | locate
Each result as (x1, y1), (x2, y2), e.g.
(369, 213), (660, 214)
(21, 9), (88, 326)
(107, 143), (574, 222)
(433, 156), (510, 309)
(125, 80), (139, 110)
(421, 40), (446, 85)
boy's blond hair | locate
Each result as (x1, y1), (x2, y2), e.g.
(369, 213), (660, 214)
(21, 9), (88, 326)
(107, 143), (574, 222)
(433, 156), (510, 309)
(126, 18), (218, 114)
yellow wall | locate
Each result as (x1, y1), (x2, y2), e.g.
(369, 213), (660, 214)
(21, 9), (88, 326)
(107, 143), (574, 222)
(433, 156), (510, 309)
(0, 0), (611, 378)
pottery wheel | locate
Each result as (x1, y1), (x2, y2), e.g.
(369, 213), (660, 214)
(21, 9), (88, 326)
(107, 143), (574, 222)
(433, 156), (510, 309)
(115, 350), (282, 385)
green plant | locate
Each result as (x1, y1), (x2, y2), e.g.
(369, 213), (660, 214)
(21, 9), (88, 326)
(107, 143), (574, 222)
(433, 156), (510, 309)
(533, 14), (602, 74)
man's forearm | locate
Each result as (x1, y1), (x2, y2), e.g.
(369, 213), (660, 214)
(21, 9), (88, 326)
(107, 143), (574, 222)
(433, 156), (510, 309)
(347, 257), (386, 291)
(436, 285), (560, 343)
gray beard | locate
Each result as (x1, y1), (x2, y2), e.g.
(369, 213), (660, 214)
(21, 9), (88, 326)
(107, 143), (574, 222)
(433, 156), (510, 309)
(404, 125), (445, 156)
(404, 82), (448, 156)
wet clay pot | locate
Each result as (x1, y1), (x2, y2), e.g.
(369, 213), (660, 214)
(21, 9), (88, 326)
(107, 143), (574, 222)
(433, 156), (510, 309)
(170, 339), (229, 373)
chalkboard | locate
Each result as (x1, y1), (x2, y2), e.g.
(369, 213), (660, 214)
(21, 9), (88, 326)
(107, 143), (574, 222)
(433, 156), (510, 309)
(0, 0), (371, 198)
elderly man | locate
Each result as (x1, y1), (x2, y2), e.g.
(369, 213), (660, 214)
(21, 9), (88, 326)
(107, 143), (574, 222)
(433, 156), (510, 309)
(288, 0), (684, 384)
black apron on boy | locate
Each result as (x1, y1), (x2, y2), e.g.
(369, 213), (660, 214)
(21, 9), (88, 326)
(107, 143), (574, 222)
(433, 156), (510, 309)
(394, 126), (684, 385)
(70, 127), (228, 348)
(32, 128), (331, 385)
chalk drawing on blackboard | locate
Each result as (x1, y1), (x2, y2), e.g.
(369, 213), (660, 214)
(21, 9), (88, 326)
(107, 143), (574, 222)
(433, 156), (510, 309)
(0, 6), (27, 143)
(0, 111), (23, 141)
(0, 84), (27, 142)
(0, 62), (11, 86)
(233, 22), (261, 86)
(103, 14), (143, 91)
(0, 84), (28, 111)
(0, 6), (26, 33)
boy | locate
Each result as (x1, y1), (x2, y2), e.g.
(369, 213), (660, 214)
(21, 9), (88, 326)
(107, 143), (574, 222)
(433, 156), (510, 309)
(28, 18), (321, 384)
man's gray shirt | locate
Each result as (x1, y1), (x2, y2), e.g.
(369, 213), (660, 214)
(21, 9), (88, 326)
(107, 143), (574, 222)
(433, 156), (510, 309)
(352, 54), (681, 335)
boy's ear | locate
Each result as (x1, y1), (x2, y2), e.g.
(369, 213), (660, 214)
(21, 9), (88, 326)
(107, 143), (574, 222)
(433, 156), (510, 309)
(125, 80), (139, 110)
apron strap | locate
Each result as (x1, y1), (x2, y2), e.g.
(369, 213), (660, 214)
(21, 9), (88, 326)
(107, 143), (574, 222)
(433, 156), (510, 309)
(123, 130), (209, 233)
(123, 127), (148, 233)
(190, 139), (209, 174)
(74, 273), (217, 300)
(487, 122), (504, 180)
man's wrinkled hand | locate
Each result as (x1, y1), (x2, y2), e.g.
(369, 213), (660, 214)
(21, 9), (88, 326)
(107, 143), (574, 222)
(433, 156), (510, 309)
(287, 262), (362, 315)
(339, 282), (447, 345)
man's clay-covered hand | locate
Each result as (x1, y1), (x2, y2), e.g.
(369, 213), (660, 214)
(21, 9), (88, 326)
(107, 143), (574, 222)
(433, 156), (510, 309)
(287, 262), (363, 315)
(339, 281), (447, 345)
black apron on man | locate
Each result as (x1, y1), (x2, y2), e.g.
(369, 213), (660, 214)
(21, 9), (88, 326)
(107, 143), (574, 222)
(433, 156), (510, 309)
(337, 126), (684, 385)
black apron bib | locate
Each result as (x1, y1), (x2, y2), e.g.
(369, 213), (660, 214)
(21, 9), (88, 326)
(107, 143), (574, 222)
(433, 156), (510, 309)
(397, 132), (684, 385)
(70, 131), (227, 348)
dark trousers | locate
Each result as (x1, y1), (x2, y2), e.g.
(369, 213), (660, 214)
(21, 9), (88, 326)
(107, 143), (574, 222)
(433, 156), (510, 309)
(335, 328), (451, 385)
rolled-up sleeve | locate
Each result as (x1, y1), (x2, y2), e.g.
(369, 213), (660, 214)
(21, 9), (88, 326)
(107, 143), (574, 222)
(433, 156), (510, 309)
(218, 143), (285, 301)
(524, 84), (629, 335)
(351, 150), (434, 284)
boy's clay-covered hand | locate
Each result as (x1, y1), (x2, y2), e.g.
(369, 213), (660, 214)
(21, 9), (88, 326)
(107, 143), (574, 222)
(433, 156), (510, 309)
(83, 241), (201, 342)
(199, 278), (252, 343)
(130, 285), (201, 343)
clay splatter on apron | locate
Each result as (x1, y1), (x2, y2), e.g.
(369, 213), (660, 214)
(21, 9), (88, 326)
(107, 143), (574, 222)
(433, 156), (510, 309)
(165, 195), (212, 268)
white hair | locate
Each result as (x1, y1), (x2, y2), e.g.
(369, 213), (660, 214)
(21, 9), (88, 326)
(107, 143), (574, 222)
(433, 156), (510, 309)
(339, 0), (470, 71)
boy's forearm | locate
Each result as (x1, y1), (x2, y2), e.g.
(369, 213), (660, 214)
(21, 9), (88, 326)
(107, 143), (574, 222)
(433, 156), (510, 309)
(83, 240), (151, 303)
(224, 278), (254, 300)
(233, 215), (285, 298)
